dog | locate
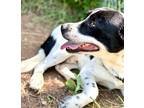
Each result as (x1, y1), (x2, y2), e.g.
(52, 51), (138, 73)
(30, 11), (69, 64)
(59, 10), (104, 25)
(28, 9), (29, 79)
(21, 7), (124, 108)
(59, 7), (124, 108)
(21, 24), (95, 90)
(21, 25), (75, 89)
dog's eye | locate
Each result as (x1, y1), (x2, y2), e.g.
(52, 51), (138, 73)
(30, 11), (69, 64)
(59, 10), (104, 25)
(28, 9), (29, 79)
(89, 21), (96, 27)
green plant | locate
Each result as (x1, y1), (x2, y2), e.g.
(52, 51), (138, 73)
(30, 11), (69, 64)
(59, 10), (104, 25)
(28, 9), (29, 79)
(65, 69), (83, 94)
(62, 0), (124, 20)
(22, 0), (77, 27)
(66, 79), (77, 92)
(62, 0), (103, 20)
(22, 0), (124, 27)
(103, 0), (124, 12)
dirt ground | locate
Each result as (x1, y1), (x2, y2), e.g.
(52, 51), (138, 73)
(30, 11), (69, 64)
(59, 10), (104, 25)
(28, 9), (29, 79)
(21, 15), (124, 108)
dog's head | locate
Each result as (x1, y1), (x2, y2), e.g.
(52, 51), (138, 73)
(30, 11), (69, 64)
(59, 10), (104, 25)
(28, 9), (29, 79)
(61, 8), (124, 53)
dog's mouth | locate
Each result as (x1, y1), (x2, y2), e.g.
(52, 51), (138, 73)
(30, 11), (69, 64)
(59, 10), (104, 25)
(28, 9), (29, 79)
(61, 42), (100, 53)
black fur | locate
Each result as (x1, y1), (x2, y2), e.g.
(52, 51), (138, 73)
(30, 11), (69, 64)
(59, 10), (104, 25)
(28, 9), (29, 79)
(79, 10), (124, 52)
(89, 55), (94, 60)
(41, 35), (56, 56)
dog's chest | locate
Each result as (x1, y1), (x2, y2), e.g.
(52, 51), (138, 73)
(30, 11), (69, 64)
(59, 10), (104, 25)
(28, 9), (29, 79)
(100, 53), (124, 79)
(94, 50), (124, 78)
(104, 61), (123, 78)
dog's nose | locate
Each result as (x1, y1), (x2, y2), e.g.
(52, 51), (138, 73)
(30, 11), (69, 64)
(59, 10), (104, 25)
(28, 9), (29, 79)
(61, 24), (69, 33)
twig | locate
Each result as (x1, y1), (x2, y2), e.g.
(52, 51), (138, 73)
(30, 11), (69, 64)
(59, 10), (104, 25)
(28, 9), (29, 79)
(90, 97), (101, 108)
(117, 94), (124, 103)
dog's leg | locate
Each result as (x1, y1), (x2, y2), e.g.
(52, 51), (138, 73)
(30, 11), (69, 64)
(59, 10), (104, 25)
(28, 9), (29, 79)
(55, 54), (92, 80)
(59, 67), (98, 108)
(21, 49), (45, 73)
(29, 62), (47, 90)
(84, 58), (123, 90)
(55, 63), (78, 80)
(55, 54), (91, 80)
(29, 50), (71, 90)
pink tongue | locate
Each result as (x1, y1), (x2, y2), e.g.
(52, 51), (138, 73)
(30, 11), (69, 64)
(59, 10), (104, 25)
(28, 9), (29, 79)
(61, 42), (79, 50)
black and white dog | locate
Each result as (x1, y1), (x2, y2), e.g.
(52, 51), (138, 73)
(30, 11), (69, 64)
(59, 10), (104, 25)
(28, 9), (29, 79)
(21, 8), (124, 108)
(59, 8), (124, 108)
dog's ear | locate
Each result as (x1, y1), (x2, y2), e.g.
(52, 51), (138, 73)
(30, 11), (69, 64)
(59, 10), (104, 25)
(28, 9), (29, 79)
(86, 8), (106, 18)
(118, 20), (124, 41)
(119, 26), (124, 40)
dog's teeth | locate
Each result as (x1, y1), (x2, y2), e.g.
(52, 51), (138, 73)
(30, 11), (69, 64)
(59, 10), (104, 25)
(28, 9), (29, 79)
(85, 44), (89, 47)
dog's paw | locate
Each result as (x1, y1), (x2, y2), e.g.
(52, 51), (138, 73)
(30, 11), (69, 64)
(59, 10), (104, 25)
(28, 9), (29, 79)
(58, 96), (81, 108)
(29, 73), (44, 90)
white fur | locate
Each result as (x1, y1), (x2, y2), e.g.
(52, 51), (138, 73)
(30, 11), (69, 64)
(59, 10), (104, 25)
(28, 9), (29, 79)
(22, 8), (124, 107)
(21, 49), (45, 73)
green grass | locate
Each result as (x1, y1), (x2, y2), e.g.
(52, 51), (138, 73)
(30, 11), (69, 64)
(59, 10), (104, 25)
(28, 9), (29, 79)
(22, 0), (80, 28)
(22, 0), (123, 28)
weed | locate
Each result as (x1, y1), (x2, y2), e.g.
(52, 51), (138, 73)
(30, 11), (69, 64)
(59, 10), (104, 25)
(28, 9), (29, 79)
(47, 94), (55, 105)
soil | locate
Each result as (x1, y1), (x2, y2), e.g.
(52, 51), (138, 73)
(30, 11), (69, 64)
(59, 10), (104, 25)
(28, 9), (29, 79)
(21, 14), (124, 108)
